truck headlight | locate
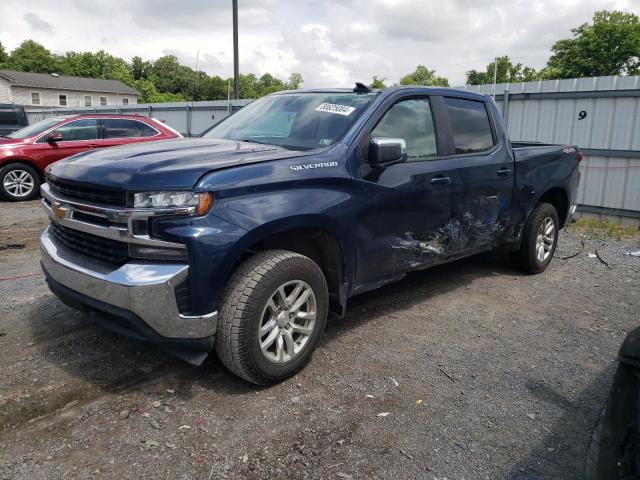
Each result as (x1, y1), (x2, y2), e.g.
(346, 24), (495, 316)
(133, 191), (213, 215)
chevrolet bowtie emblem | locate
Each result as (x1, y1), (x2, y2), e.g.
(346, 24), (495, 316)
(51, 201), (68, 221)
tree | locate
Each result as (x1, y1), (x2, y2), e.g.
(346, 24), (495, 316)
(287, 72), (303, 90)
(399, 65), (449, 87)
(149, 55), (185, 94)
(546, 10), (640, 78)
(5, 40), (58, 73)
(466, 56), (539, 85)
(133, 79), (185, 103)
(58, 51), (133, 85)
(370, 76), (387, 89)
(0, 42), (8, 66)
(129, 56), (152, 81)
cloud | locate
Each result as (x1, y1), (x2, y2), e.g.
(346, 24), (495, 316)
(23, 12), (54, 34)
(0, 0), (637, 88)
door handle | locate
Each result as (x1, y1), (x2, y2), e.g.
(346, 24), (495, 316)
(497, 167), (512, 177)
(430, 175), (451, 186)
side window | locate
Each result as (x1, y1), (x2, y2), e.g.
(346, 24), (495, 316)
(122, 98), (129, 105)
(0, 109), (19, 125)
(100, 96), (108, 106)
(31, 92), (41, 106)
(49, 119), (99, 141)
(59, 94), (67, 106)
(102, 119), (158, 139)
(84, 96), (92, 107)
(371, 98), (437, 160)
(444, 97), (494, 154)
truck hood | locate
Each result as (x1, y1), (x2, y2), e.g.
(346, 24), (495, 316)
(47, 138), (312, 190)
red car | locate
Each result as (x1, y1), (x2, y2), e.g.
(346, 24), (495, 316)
(0, 114), (182, 201)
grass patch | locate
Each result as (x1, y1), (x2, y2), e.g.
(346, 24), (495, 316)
(569, 217), (640, 241)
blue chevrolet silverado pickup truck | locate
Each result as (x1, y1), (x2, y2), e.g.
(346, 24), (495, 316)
(40, 84), (581, 385)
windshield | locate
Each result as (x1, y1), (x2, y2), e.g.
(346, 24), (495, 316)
(203, 92), (378, 150)
(6, 117), (66, 139)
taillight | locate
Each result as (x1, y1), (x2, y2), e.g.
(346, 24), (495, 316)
(577, 151), (584, 162)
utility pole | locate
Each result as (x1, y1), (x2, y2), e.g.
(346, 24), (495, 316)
(492, 56), (498, 99)
(232, 0), (239, 99)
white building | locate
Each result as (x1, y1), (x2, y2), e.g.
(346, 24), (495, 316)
(0, 70), (139, 109)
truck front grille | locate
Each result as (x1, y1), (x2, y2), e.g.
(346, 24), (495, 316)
(47, 178), (127, 207)
(49, 222), (130, 266)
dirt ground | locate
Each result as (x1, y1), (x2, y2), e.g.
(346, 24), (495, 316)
(0, 200), (638, 480)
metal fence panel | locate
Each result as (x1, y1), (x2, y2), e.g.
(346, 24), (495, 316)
(26, 99), (253, 137)
(460, 75), (640, 218)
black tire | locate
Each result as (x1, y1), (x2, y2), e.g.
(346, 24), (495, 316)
(215, 250), (328, 385)
(584, 361), (640, 480)
(511, 202), (559, 274)
(0, 163), (41, 201)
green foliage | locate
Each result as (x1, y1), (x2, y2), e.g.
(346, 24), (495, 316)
(0, 42), (8, 66)
(569, 217), (640, 241)
(466, 56), (540, 85)
(370, 76), (387, 89)
(129, 56), (152, 81)
(5, 40), (58, 73)
(236, 72), (305, 98)
(57, 50), (134, 85)
(399, 65), (449, 87)
(287, 72), (303, 90)
(2, 39), (300, 103)
(547, 10), (640, 78)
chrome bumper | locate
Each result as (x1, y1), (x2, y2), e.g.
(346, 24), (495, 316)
(41, 226), (217, 339)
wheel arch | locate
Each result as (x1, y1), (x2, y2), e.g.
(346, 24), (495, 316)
(222, 215), (352, 317)
(537, 186), (569, 227)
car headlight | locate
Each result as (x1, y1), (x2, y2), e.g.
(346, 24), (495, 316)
(133, 191), (213, 215)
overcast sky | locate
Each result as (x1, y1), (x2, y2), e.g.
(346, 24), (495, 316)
(1, 0), (638, 87)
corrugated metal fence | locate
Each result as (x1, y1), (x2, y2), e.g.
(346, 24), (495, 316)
(27, 76), (640, 221)
(26, 99), (254, 137)
(461, 76), (640, 222)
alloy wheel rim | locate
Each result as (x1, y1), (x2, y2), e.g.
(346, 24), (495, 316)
(259, 280), (317, 364)
(536, 217), (555, 263)
(3, 170), (35, 198)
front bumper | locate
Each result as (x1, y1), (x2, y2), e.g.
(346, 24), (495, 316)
(41, 225), (218, 340)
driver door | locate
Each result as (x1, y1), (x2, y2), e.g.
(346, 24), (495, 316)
(38, 119), (100, 167)
(352, 96), (455, 286)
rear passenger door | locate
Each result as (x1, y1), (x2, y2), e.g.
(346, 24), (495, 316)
(99, 119), (160, 148)
(440, 96), (514, 253)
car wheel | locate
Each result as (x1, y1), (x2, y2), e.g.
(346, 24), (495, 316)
(0, 163), (41, 201)
(215, 249), (328, 385)
(511, 202), (559, 274)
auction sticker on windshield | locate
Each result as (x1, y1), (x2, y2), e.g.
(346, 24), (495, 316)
(315, 103), (356, 116)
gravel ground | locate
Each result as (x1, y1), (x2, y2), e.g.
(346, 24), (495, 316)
(0, 200), (638, 480)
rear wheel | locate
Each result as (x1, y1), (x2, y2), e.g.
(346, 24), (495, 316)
(0, 163), (40, 201)
(511, 202), (559, 274)
(215, 250), (328, 385)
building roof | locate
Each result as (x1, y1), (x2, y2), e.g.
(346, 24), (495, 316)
(0, 70), (139, 95)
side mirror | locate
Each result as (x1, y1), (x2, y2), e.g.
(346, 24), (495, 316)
(369, 137), (407, 167)
(46, 133), (63, 144)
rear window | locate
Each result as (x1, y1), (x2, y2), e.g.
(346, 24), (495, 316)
(444, 97), (494, 154)
(0, 109), (19, 125)
(102, 119), (158, 138)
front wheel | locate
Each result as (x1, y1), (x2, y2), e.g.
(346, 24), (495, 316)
(215, 250), (328, 385)
(511, 202), (559, 274)
(0, 163), (41, 201)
